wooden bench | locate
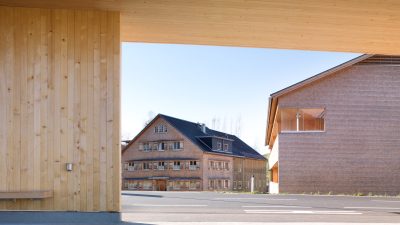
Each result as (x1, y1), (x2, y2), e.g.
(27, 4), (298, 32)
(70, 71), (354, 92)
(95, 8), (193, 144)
(0, 191), (53, 200)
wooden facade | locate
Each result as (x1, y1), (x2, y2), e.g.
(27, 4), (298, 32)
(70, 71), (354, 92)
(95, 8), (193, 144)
(122, 115), (267, 192)
(233, 158), (267, 192)
(266, 55), (400, 195)
(0, 6), (120, 211)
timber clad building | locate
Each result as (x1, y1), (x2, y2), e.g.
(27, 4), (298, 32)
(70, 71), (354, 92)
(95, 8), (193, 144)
(266, 55), (400, 195)
(122, 114), (266, 192)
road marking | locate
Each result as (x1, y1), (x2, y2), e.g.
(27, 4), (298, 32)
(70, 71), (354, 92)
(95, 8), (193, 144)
(132, 204), (208, 207)
(215, 198), (297, 201)
(344, 206), (400, 210)
(244, 210), (362, 215)
(243, 205), (311, 208)
(371, 200), (400, 203)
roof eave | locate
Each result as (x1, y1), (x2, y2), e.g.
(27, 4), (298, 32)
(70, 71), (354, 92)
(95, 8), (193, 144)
(265, 54), (374, 147)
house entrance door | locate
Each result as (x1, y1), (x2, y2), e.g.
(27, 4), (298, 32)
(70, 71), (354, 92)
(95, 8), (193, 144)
(156, 180), (167, 191)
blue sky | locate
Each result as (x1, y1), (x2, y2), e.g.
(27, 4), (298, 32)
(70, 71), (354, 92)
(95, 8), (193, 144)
(122, 43), (360, 154)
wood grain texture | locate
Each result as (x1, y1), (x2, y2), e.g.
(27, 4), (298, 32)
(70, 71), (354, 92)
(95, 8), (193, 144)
(0, 6), (120, 212)
(276, 63), (400, 195)
(0, 191), (53, 199)
(1, 0), (400, 54)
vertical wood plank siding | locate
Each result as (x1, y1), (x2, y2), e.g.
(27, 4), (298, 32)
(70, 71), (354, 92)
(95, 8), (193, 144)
(0, 6), (121, 212)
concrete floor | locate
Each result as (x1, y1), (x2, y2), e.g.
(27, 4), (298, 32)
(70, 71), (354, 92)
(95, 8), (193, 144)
(122, 191), (400, 224)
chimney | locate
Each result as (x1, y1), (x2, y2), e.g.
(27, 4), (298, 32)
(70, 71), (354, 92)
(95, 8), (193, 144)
(200, 123), (207, 134)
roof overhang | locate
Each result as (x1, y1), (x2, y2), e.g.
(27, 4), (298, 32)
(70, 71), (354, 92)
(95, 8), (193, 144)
(1, 1), (400, 54)
(265, 54), (373, 146)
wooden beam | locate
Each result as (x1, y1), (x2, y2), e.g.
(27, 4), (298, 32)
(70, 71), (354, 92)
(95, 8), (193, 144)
(1, 1), (400, 54)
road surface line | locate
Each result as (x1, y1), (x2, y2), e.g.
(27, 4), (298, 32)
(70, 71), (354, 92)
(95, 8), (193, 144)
(132, 204), (208, 207)
(244, 210), (362, 215)
(215, 198), (297, 200)
(243, 205), (311, 208)
(344, 206), (400, 210)
(371, 200), (400, 203)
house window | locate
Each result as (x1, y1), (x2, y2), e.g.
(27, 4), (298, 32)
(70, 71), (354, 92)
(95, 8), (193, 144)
(189, 161), (198, 170)
(143, 162), (150, 170)
(173, 161), (181, 170)
(223, 144), (228, 151)
(280, 108), (325, 132)
(128, 162), (135, 171)
(224, 180), (229, 189)
(159, 142), (166, 151)
(190, 181), (200, 190)
(155, 124), (167, 133)
(143, 143), (151, 152)
(224, 162), (229, 170)
(173, 141), (183, 150)
(209, 180), (214, 190)
(152, 143), (158, 151)
(238, 181), (242, 189)
(158, 161), (165, 170)
(217, 142), (222, 150)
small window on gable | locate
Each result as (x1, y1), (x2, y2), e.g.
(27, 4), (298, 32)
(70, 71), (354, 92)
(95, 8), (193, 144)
(154, 124), (167, 133)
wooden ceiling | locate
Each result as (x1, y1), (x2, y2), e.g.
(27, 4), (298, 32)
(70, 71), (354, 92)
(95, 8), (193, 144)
(1, 0), (400, 54)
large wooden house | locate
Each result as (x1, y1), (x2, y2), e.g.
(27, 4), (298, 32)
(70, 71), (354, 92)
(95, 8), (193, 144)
(122, 114), (266, 192)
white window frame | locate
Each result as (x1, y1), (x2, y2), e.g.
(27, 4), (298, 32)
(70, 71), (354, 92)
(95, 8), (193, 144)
(158, 142), (166, 151)
(155, 124), (168, 133)
(173, 161), (181, 170)
(189, 161), (198, 170)
(158, 161), (165, 170)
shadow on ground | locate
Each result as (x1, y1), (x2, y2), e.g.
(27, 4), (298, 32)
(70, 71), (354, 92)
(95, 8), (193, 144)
(122, 193), (163, 198)
(119, 222), (154, 225)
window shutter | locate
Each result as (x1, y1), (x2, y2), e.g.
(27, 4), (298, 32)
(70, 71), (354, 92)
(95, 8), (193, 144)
(139, 144), (143, 151)
(180, 141), (183, 149)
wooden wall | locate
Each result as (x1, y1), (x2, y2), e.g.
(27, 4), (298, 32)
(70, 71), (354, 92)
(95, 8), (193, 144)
(122, 117), (203, 184)
(233, 157), (267, 193)
(0, 6), (120, 212)
(277, 62), (400, 195)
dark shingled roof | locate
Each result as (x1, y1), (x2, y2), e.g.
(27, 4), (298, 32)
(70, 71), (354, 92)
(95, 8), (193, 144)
(158, 114), (265, 160)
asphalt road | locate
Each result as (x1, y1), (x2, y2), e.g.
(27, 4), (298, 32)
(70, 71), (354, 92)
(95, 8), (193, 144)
(121, 191), (400, 224)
